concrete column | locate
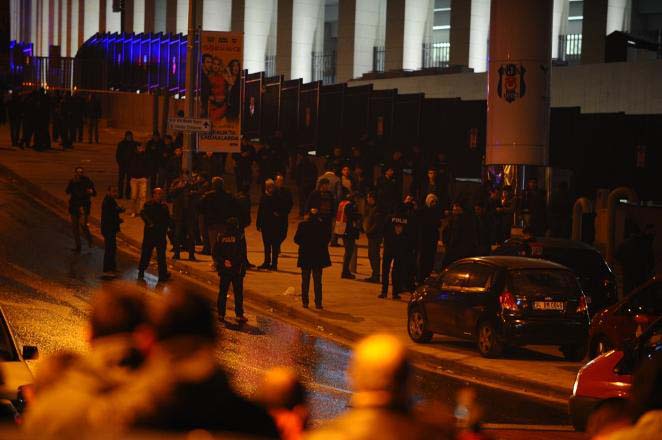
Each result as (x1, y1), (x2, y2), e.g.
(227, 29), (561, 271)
(74, 0), (81, 51)
(347, 0), (386, 79)
(449, 0), (471, 67)
(202, 0), (232, 31)
(244, 0), (276, 73)
(607, 0), (631, 34)
(468, 0), (490, 72)
(83, 0), (98, 41)
(291, 0), (324, 82)
(66, 0), (72, 55)
(53, 0), (59, 48)
(232, 0), (245, 32)
(486, 0), (552, 166)
(41, 0), (50, 55)
(176, 0), (188, 34)
(276, 0), (293, 78)
(336, 0), (355, 82)
(107, 0), (122, 32)
(403, 0), (432, 70)
(581, 0), (607, 64)
(154, 0), (166, 32)
(384, 0), (405, 71)
(31, 0), (38, 49)
(134, 0), (145, 33)
(551, 0), (566, 59)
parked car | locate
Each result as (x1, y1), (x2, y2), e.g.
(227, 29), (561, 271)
(407, 256), (590, 360)
(0, 306), (38, 421)
(493, 237), (617, 315)
(569, 317), (662, 431)
(588, 276), (661, 359)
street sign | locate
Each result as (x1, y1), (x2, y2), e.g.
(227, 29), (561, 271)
(167, 117), (211, 133)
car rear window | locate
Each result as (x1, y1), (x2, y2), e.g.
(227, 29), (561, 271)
(509, 269), (581, 297)
(542, 248), (610, 278)
(0, 319), (18, 361)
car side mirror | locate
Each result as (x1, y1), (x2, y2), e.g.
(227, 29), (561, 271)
(22, 346), (39, 360)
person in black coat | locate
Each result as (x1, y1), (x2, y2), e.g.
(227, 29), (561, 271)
(199, 177), (239, 255)
(100, 186), (124, 273)
(7, 92), (23, 147)
(379, 210), (415, 300)
(441, 202), (479, 268)
(138, 188), (171, 282)
(417, 194), (443, 283)
(274, 173), (294, 245)
(293, 151), (319, 217)
(116, 131), (138, 199)
(233, 137), (255, 192)
(305, 179), (336, 237)
(212, 218), (247, 322)
(294, 208), (331, 309)
(168, 174), (197, 261)
(337, 193), (361, 279)
(376, 167), (401, 215)
(65, 167), (96, 252)
(256, 180), (281, 270)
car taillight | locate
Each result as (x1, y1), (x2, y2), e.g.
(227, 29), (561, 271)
(499, 291), (519, 312)
(576, 296), (588, 314)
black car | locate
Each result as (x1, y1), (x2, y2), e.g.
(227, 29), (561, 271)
(493, 237), (617, 315)
(408, 256), (590, 360)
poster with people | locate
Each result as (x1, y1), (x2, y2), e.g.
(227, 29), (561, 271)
(198, 31), (243, 153)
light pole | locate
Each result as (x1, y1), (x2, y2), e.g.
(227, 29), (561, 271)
(183, 0), (201, 173)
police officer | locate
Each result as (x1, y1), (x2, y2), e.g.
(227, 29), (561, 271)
(138, 188), (171, 283)
(213, 217), (248, 323)
(65, 167), (96, 252)
(379, 209), (414, 300)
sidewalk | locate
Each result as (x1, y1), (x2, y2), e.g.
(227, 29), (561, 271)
(0, 126), (581, 403)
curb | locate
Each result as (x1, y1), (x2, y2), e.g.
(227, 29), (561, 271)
(0, 162), (571, 405)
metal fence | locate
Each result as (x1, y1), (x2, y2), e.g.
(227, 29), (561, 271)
(422, 42), (450, 68)
(311, 51), (336, 85)
(558, 34), (582, 64)
(264, 54), (276, 77)
(16, 56), (76, 90)
(372, 46), (385, 72)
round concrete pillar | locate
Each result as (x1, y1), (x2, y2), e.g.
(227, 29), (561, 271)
(486, 0), (553, 166)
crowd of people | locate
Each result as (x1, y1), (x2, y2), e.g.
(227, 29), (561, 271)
(20, 283), (662, 439)
(60, 126), (582, 321)
(4, 88), (102, 150)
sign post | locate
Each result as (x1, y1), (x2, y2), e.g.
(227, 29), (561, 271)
(182, 0), (200, 173)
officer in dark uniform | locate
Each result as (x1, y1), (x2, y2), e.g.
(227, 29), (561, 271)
(379, 209), (414, 300)
(212, 217), (248, 323)
(138, 188), (171, 283)
(65, 167), (96, 252)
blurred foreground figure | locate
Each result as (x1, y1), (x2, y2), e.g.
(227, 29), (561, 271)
(307, 333), (452, 439)
(99, 286), (279, 436)
(258, 367), (309, 440)
(606, 352), (662, 440)
(24, 284), (148, 437)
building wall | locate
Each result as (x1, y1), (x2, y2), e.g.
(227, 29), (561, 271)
(351, 60), (662, 115)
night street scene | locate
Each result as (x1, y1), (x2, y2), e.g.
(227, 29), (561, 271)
(0, 0), (661, 439)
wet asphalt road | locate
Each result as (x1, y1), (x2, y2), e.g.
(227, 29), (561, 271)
(0, 175), (575, 430)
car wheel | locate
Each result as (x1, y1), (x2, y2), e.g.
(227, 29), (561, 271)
(408, 307), (432, 343)
(590, 336), (613, 359)
(477, 321), (503, 358)
(561, 343), (587, 362)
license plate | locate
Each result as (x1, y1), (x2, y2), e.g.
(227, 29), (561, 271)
(533, 301), (565, 311)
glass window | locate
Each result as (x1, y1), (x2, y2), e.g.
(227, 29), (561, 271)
(0, 319), (18, 362)
(433, 12), (450, 28)
(434, 0), (451, 10)
(441, 264), (472, 290)
(465, 264), (495, 292)
(568, 1), (583, 19)
(509, 269), (581, 297)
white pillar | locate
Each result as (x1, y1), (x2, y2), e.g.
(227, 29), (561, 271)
(71, 0), (79, 54)
(606, 0), (631, 34)
(84, 0), (100, 42)
(30, 0), (38, 49)
(244, 0), (277, 73)
(551, 0), (566, 59)
(353, 0), (386, 77)
(61, 0), (68, 55)
(402, 0), (431, 70)
(203, 0), (232, 31)
(468, 0), (490, 72)
(107, 0), (121, 33)
(291, 0), (324, 82)
(134, 0), (145, 33)
(53, 0), (60, 47)
(177, 0), (188, 34)
(41, 0), (49, 56)
(154, 0), (166, 33)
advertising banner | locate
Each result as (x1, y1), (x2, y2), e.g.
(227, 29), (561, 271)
(198, 31), (243, 153)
